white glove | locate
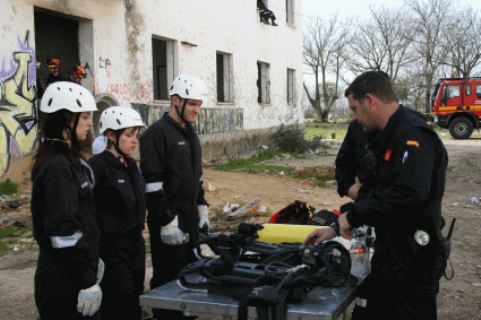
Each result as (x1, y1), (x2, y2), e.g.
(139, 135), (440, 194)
(96, 259), (105, 284)
(198, 205), (209, 233)
(161, 216), (188, 245)
(77, 284), (102, 317)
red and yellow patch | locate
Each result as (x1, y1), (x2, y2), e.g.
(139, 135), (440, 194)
(407, 140), (420, 147)
(384, 150), (393, 162)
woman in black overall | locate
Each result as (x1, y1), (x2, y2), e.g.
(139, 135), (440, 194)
(32, 82), (103, 320)
(88, 106), (146, 320)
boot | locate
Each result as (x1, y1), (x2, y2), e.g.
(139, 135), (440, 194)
(271, 17), (278, 26)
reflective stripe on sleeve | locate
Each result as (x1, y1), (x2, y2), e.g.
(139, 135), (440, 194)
(199, 174), (203, 182)
(146, 182), (164, 193)
(51, 231), (83, 249)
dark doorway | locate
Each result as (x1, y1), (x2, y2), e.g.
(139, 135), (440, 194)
(34, 9), (80, 84)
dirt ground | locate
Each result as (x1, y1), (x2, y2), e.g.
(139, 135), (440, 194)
(0, 137), (481, 320)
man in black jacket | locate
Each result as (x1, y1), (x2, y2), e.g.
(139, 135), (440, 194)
(305, 71), (448, 320)
(140, 74), (209, 320)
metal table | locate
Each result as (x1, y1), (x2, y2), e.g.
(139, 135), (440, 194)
(140, 253), (371, 320)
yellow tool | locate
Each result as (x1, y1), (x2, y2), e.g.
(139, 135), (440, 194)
(257, 224), (328, 244)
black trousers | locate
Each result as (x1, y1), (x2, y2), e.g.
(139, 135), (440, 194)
(35, 252), (100, 320)
(148, 220), (197, 320)
(99, 233), (146, 320)
(351, 273), (439, 320)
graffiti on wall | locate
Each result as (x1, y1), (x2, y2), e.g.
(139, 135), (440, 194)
(0, 34), (38, 176)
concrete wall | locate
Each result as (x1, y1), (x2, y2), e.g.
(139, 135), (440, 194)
(0, 0), (303, 176)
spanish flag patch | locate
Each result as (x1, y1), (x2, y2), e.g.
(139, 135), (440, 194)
(407, 140), (420, 147)
(384, 150), (393, 162)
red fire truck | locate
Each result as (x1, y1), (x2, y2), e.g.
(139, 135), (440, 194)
(431, 77), (481, 139)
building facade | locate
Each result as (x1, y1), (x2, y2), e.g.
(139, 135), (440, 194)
(0, 0), (303, 175)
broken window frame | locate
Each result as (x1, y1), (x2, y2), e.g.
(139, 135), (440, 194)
(152, 35), (177, 101)
(257, 61), (271, 105)
(287, 68), (295, 105)
(216, 51), (234, 104)
(286, 0), (294, 25)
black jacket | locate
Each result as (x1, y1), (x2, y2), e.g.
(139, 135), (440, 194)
(31, 154), (100, 289)
(45, 74), (66, 86)
(88, 151), (146, 237)
(346, 106), (448, 286)
(335, 121), (378, 199)
(140, 112), (207, 244)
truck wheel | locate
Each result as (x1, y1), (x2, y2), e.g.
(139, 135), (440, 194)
(449, 117), (473, 139)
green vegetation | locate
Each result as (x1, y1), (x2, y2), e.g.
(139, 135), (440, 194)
(0, 223), (31, 256)
(0, 179), (18, 195)
(462, 158), (474, 166)
(304, 121), (349, 140)
(271, 125), (325, 153)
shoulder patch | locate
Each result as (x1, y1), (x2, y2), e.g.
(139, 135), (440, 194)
(407, 140), (420, 147)
(384, 150), (393, 162)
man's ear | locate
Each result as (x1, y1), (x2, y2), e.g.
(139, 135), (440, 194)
(364, 94), (376, 109)
(171, 95), (183, 105)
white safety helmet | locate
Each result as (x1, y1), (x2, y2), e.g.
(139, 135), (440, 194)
(99, 106), (145, 134)
(169, 75), (208, 102)
(40, 81), (97, 113)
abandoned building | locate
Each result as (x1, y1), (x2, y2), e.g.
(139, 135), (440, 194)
(0, 0), (303, 176)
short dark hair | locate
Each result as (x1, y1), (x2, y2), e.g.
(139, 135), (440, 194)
(345, 71), (397, 103)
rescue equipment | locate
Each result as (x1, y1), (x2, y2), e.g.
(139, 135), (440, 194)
(178, 223), (356, 320)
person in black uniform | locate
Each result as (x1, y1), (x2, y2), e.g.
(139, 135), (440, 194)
(257, 0), (278, 26)
(31, 82), (102, 320)
(305, 71), (448, 320)
(45, 58), (66, 86)
(88, 106), (146, 320)
(140, 74), (209, 320)
(67, 65), (88, 85)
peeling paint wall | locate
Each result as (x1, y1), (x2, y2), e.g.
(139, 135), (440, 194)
(1, 0), (303, 175)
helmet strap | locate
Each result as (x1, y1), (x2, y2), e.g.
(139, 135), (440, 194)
(173, 98), (189, 124)
(111, 130), (128, 163)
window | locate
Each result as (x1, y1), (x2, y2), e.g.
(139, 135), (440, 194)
(445, 85), (460, 100)
(216, 52), (233, 103)
(286, 0), (294, 25)
(466, 84), (472, 96)
(477, 85), (481, 98)
(257, 61), (270, 104)
(152, 37), (176, 101)
(287, 69), (295, 105)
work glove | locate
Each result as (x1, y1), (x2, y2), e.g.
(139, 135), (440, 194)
(198, 205), (210, 234)
(77, 284), (102, 317)
(161, 216), (188, 245)
(96, 258), (104, 285)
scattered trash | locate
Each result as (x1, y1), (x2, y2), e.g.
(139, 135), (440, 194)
(296, 189), (312, 194)
(205, 183), (216, 192)
(223, 203), (240, 214)
(463, 205), (474, 208)
(0, 218), (26, 229)
(234, 195), (241, 199)
(228, 198), (261, 218)
(472, 197), (478, 204)
(279, 171), (285, 175)
(13, 245), (18, 252)
(20, 238), (34, 243)
(473, 283), (481, 287)
(322, 202), (331, 206)
(452, 202), (459, 207)
(326, 180), (337, 185)
(256, 205), (268, 216)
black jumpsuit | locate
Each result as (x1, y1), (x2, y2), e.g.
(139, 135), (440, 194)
(140, 112), (208, 320)
(345, 106), (448, 320)
(32, 154), (100, 320)
(88, 151), (146, 320)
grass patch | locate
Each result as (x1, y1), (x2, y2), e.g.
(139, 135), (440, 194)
(304, 121), (349, 140)
(446, 166), (455, 173)
(0, 179), (18, 195)
(462, 158), (474, 166)
(213, 150), (286, 172)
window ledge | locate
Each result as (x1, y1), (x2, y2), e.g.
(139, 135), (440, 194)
(216, 102), (236, 106)
(153, 99), (171, 105)
(259, 103), (272, 107)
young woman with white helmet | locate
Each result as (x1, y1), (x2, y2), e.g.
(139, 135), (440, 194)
(87, 106), (146, 320)
(31, 82), (103, 320)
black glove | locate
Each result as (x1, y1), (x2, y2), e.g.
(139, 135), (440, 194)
(340, 202), (354, 213)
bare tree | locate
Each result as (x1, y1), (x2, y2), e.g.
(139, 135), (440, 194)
(303, 14), (350, 122)
(345, 5), (415, 85)
(441, 7), (481, 78)
(405, 0), (454, 113)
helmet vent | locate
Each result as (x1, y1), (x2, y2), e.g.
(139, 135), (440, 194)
(170, 85), (174, 90)
(76, 99), (82, 107)
(69, 88), (73, 92)
(186, 89), (189, 95)
(116, 119), (121, 125)
(48, 98), (53, 106)
(80, 92), (83, 95)
(57, 86), (61, 91)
